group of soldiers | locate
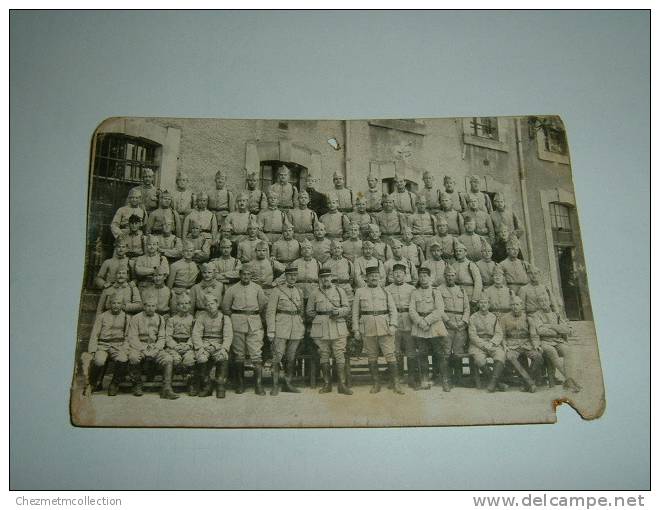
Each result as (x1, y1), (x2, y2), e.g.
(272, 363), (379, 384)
(81, 164), (582, 400)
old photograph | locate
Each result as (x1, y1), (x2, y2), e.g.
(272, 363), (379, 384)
(69, 116), (605, 427)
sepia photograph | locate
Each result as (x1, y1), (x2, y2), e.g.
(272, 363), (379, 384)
(70, 115), (605, 428)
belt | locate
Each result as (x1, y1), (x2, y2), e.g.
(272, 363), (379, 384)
(277, 259), (296, 264)
(446, 310), (465, 315)
(315, 310), (341, 315)
(366, 208), (382, 213)
(279, 206), (293, 210)
(260, 283), (276, 289)
(213, 208), (229, 212)
(361, 310), (389, 316)
(262, 229), (282, 234)
(278, 310), (302, 315)
(172, 286), (191, 291)
(335, 279), (351, 284)
(172, 337), (190, 342)
(338, 208), (353, 213)
(231, 310), (260, 315)
(296, 279), (318, 284)
(99, 338), (124, 343)
(397, 307), (409, 313)
(507, 334), (529, 339)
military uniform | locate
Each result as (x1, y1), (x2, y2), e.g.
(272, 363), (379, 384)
(272, 237), (301, 265)
(345, 211), (375, 235)
(460, 190), (493, 214)
(224, 210), (257, 244)
(323, 257), (355, 305)
(94, 255), (130, 289)
(125, 311), (169, 396)
(146, 208), (181, 236)
(257, 207), (287, 244)
(499, 257), (530, 295)
(457, 233), (486, 262)
(184, 234), (210, 264)
(401, 240), (425, 268)
(139, 284), (171, 316)
(237, 236), (266, 263)
(310, 237), (332, 264)
(289, 257), (321, 300)
(190, 279), (224, 316)
(332, 187), (354, 213)
(438, 283), (470, 355)
(209, 255), (242, 282)
(385, 257), (417, 285)
(425, 234), (456, 262)
(128, 184), (159, 212)
(409, 212), (437, 248)
(133, 253), (169, 288)
(385, 280), (415, 375)
(191, 309), (234, 397)
(162, 312), (196, 370)
(183, 209), (218, 240)
(420, 186), (442, 214)
(519, 282), (559, 314)
(463, 209), (494, 243)
(391, 189), (416, 216)
(245, 257), (286, 299)
(341, 238), (363, 262)
(96, 281), (143, 315)
(376, 210), (406, 241)
(167, 258), (199, 313)
(467, 310), (506, 391)
(123, 231), (145, 259)
(452, 257), (483, 304)
(245, 188), (267, 215)
(435, 209), (463, 236)
(443, 189), (463, 212)
(365, 188), (383, 213)
(287, 207), (318, 241)
(491, 208), (523, 237)
(500, 311), (542, 391)
(354, 256), (386, 288)
(208, 187), (235, 226)
(157, 233), (183, 264)
(269, 182), (298, 210)
(420, 258), (446, 288)
(483, 284), (513, 317)
(476, 259), (498, 287)
(319, 211), (350, 240)
(172, 188), (195, 218)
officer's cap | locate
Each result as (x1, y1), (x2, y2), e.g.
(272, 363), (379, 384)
(418, 267), (431, 276)
(392, 263), (407, 273)
(285, 266), (298, 275)
(319, 268), (333, 277)
(365, 266), (380, 276)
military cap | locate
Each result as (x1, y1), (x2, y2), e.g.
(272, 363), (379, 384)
(200, 262), (214, 272)
(128, 188), (142, 198)
(278, 165), (290, 175)
(418, 267), (431, 276)
(236, 191), (249, 201)
(300, 238), (313, 249)
(389, 238), (403, 248)
(239, 266), (253, 275)
(428, 240), (442, 249)
(160, 189), (171, 198)
(318, 268), (333, 277)
(392, 263), (407, 273)
(365, 266), (380, 276)
(362, 240), (374, 249)
(142, 168), (154, 177)
(454, 241), (467, 252)
(219, 238), (233, 248)
(196, 191), (209, 200)
(469, 175), (481, 183)
(444, 265), (457, 275)
(329, 239), (343, 250)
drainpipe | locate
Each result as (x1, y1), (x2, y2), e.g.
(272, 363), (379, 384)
(344, 120), (351, 184)
(515, 118), (535, 264)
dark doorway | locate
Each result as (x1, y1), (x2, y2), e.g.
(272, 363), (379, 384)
(259, 160), (307, 192)
(381, 177), (418, 195)
(555, 246), (583, 320)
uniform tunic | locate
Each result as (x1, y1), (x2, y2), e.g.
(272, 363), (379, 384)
(421, 258), (447, 288)
(191, 310), (234, 363)
(257, 207), (287, 243)
(190, 280), (224, 316)
(184, 234), (210, 264)
(385, 257), (417, 285)
(266, 284), (306, 363)
(345, 211), (375, 233)
(163, 313), (195, 367)
(290, 257), (321, 300)
(209, 256), (241, 282)
(436, 209), (463, 236)
(500, 312), (542, 362)
(463, 209), (494, 242)
(425, 235), (457, 262)
(237, 237), (266, 263)
(476, 259), (498, 287)
(385, 282), (416, 357)
(332, 187), (354, 212)
(224, 211), (256, 242)
(354, 257), (386, 288)
(271, 238), (301, 264)
(353, 285), (398, 363)
(128, 184), (159, 212)
(139, 285), (171, 316)
(438, 283), (470, 353)
(97, 281), (143, 315)
(420, 186), (442, 213)
(457, 233), (487, 262)
(341, 238), (363, 262)
(401, 241), (424, 268)
(310, 238), (332, 264)
(306, 285), (350, 365)
(126, 312), (166, 364)
(499, 257), (530, 294)
(461, 191), (493, 213)
(87, 310), (130, 364)
(409, 286), (448, 341)
(483, 285), (514, 315)
(443, 190), (463, 212)
(391, 190), (416, 215)
(452, 258), (483, 303)
(245, 258), (286, 295)
(95, 256), (130, 289)
(365, 188), (383, 213)
(245, 188), (267, 214)
(167, 259), (199, 313)
(491, 208), (523, 236)
(409, 212), (436, 238)
(157, 234), (183, 262)
(183, 209), (217, 239)
(208, 187), (235, 225)
(124, 231), (145, 258)
(323, 257), (355, 304)
(529, 310), (574, 377)
(222, 281), (268, 362)
(319, 211), (349, 239)
(468, 311), (505, 364)
(287, 207), (318, 241)
(518, 283), (558, 314)
(133, 254), (169, 286)
(376, 210), (405, 238)
(269, 182), (298, 210)
(172, 188), (194, 217)
(146, 208), (180, 236)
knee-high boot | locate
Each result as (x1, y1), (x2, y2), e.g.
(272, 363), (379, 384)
(160, 362), (180, 400)
(319, 363), (332, 393)
(254, 362), (266, 396)
(388, 362), (405, 395)
(216, 360), (228, 398)
(270, 361), (280, 396)
(368, 361), (381, 394)
(487, 360), (504, 393)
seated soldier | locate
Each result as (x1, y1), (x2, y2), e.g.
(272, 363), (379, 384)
(258, 190), (287, 244)
(376, 194), (406, 243)
(208, 169), (235, 228)
(530, 293), (581, 393)
(320, 194), (350, 240)
(483, 266), (514, 318)
(341, 222), (363, 262)
(365, 174), (383, 214)
(172, 171), (195, 219)
(499, 237), (529, 295)
(353, 266), (403, 395)
(96, 267), (142, 315)
(476, 240), (497, 288)
(126, 298), (170, 398)
(409, 267), (451, 391)
(458, 216), (487, 262)
(191, 294), (234, 398)
(244, 241), (286, 300)
(182, 191), (218, 241)
(162, 293), (196, 396)
(190, 263), (224, 317)
(290, 238), (322, 302)
(133, 235), (170, 290)
(421, 241), (447, 288)
(519, 265), (560, 315)
(424, 216), (456, 264)
(81, 295), (130, 397)
(287, 190), (318, 242)
(437, 192), (464, 235)
(310, 222), (332, 264)
(209, 238), (242, 283)
(156, 221), (183, 265)
(468, 296), (507, 392)
(366, 223), (392, 262)
(442, 176), (463, 212)
(146, 190), (181, 236)
(462, 195), (495, 246)
(385, 239), (418, 285)
(331, 171), (354, 213)
(491, 192), (524, 239)
(501, 296), (543, 393)
(167, 241), (199, 314)
(94, 238), (130, 289)
(390, 174), (416, 216)
(184, 220), (211, 264)
(354, 240), (386, 288)
(400, 226), (425, 269)
(271, 222), (301, 265)
(266, 266), (306, 396)
(269, 165), (298, 211)
(345, 196), (376, 237)
(409, 195), (437, 249)
(224, 191), (257, 245)
(237, 220), (266, 263)
(111, 188), (146, 239)
(244, 171), (267, 214)
(139, 267), (171, 317)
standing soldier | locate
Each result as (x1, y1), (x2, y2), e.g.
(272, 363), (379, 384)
(266, 267), (306, 395)
(245, 171), (267, 215)
(390, 174), (416, 216)
(182, 191), (218, 241)
(491, 192), (524, 239)
(421, 241), (447, 288)
(210, 238), (242, 283)
(189, 263), (224, 316)
(463, 195), (495, 246)
(287, 190), (318, 242)
(483, 266), (514, 318)
(310, 222), (332, 264)
(499, 237), (529, 295)
(81, 295), (130, 397)
(331, 171), (354, 213)
(222, 267), (268, 395)
(290, 239), (322, 302)
(501, 296), (543, 393)
(529, 293), (581, 392)
(341, 222), (363, 262)
(156, 221), (183, 265)
(476, 240), (498, 287)
(458, 216), (488, 262)
(420, 170), (442, 214)
(128, 168), (159, 213)
(167, 241), (199, 314)
(354, 241), (386, 288)
(452, 242), (483, 310)
(191, 294), (234, 398)
(518, 266), (560, 315)
(162, 294), (196, 396)
(269, 165), (298, 211)
(385, 264), (416, 388)
(468, 296), (507, 392)
(258, 191), (287, 244)
(146, 190), (181, 237)
(319, 194), (350, 240)
(353, 266), (402, 395)
(442, 176), (463, 212)
(306, 268), (353, 395)
(345, 196), (376, 237)
(111, 189), (147, 239)
(409, 267), (451, 391)
(208, 169), (235, 227)
(323, 241), (355, 308)
(365, 174), (383, 214)
(224, 192), (257, 245)
(377, 194), (406, 243)
(125, 298), (168, 397)
(409, 196), (437, 249)
(271, 222), (301, 266)
(460, 175), (493, 213)
(172, 171), (195, 219)
(436, 192), (464, 236)
(439, 265), (471, 387)
(133, 235), (169, 290)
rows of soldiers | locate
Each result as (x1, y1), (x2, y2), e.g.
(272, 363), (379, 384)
(81, 165), (582, 399)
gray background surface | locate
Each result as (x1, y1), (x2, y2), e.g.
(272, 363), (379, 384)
(10, 10), (649, 489)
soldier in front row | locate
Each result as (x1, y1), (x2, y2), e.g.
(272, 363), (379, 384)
(385, 264), (416, 387)
(162, 294), (196, 396)
(307, 268), (352, 395)
(266, 267), (306, 396)
(468, 296), (507, 392)
(353, 266), (403, 395)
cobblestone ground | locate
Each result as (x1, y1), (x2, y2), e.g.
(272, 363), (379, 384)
(71, 322), (604, 427)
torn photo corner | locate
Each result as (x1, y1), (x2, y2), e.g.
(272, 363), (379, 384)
(70, 115), (605, 428)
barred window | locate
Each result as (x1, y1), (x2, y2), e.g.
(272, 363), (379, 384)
(94, 134), (159, 183)
(544, 126), (568, 155)
(550, 203), (572, 231)
(470, 117), (499, 140)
